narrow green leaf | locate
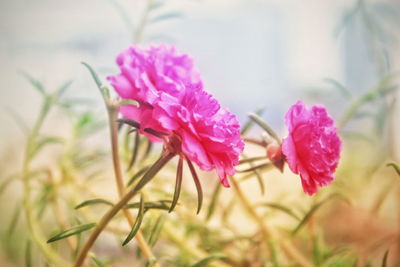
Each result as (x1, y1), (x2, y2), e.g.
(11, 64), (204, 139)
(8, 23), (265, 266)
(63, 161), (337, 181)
(241, 107), (265, 135)
(382, 250), (389, 267)
(187, 159), (203, 214)
(258, 202), (300, 220)
(238, 156), (267, 165)
(237, 162), (272, 173)
(47, 223), (96, 243)
(6, 107), (29, 135)
(30, 136), (63, 157)
(125, 200), (171, 211)
(169, 157), (183, 213)
(324, 78), (352, 98)
(127, 165), (151, 186)
(206, 182), (221, 221)
(141, 139), (153, 162)
(7, 204), (21, 239)
(148, 213), (167, 247)
(81, 62), (102, 89)
(149, 12), (183, 24)
(387, 162), (400, 176)
(74, 199), (114, 209)
(91, 254), (106, 267)
(25, 240), (32, 267)
(122, 194), (145, 246)
(248, 113), (281, 143)
(20, 71), (45, 96)
(292, 194), (347, 236)
(55, 80), (73, 98)
(127, 131), (140, 171)
(191, 255), (226, 267)
(117, 118), (141, 129)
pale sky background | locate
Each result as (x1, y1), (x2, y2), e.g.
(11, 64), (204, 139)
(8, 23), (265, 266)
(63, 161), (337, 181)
(0, 0), (399, 158)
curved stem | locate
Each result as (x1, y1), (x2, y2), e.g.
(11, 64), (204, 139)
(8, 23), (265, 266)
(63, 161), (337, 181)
(107, 107), (160, 266)
(230, 177), (312, 267)
(74, 152), (174, 267)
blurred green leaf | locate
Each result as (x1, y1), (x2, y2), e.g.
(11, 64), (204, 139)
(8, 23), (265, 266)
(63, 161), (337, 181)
(241, 107), (265, 135)
(206, 182), (221, 221)
(248, 113), (281, 143)
(187, 159), (203, 214)
(74, 198), (114, 209)
(119, 99), (139, 107)
(127, 165), (151, 186)
(25, 240), (32, 267)
(30, 136), (63, 158)
(125, 200), (171, 211)
(258, 202), (300, 221)
(145, 258), (157, 267)
(47, 223), (96, 243)
(127, 131), (140, 171)
(169, 157), (183, 213)
(20, 71), (46, 96)
(6, 107), (29, 135)
(123, 194), (145, 246)
(191, 255), (226, 267)
(324, 78), (352, 98)
(382, 250), (389, 267)
(387, 162), (400, 176)
(149, 12), (183, 24)
(81, 62), (103, 90)
(148, 213), (167, 248)
(0, 175), (16, 197)
(91, 254), (107, 267)
(7, 204), (21, 240)
(55, 80), (73, 98)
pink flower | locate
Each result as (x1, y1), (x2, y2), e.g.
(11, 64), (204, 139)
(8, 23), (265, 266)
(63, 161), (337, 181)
(282, 101), (341, 195)
(107, 44), (244, 187)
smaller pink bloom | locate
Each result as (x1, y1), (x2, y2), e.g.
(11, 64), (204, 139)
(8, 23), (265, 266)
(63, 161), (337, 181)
(282, 101), (341, 195)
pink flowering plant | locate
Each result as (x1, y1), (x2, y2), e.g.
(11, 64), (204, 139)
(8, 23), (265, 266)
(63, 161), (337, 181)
(1, 1), (399, 267)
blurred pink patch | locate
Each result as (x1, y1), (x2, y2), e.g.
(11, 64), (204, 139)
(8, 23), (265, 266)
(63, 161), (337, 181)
(107, 44), (244, 187)
(282, 101), (341, 195)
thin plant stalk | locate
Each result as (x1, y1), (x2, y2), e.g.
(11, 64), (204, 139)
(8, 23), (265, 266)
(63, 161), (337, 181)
(107, 105), (160, 266)
(230, 176), (312, 267)
(74, 152), (174, 267)
(22, 97), (71, 267)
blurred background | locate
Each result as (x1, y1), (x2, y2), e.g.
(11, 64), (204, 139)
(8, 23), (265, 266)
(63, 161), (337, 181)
(0, 0), (399, 266)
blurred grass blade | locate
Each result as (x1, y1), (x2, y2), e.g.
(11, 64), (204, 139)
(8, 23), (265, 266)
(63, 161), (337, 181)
(237, 163), (272, 173)
(206, 182), (221, 221)
(90, 254), (106, 267)
(47, 223), (96, 243)
(25, 240), (32, 267)
(20, 71), (45, 96)
(0, 175), (16, 197)
(259, 202), (300, 220)
(123, 194), (145, 246)
(74, 199), (114, 209)
(241, 107), (265, 135)
(148, 213), (167, 247)
(149, 12), (183, 24)
(191, 255), (226, 267)
(324, 78), (352, 98)
(248, 113), (281, 143)
(6, 107), (29, 135)
(292, 194), (346, 236)
(382, 250), (389, 267)
(7, 204), (21, 240)
(141, 139), (153, 162)
(127, 165), (151, 186)
(169, 157), (183, 213)
(187, 159), (203, 214)
(387, 162), (400, 176)
(29, 136), (63, 158)
(127, 131), (140, 171)
(238, 156), (267, 165)
(56, 80), (73, 98)
(242, 154), (265, 195)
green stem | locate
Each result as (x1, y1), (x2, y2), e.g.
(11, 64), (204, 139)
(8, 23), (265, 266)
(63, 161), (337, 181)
(74, 152), (174, 267)
(133, 0), (153, 43)
(22, 97), (70, 267)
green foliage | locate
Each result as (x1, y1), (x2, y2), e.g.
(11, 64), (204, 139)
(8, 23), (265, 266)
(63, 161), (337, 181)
(122, 194), (145, 246)
(47, 223), (96, 243)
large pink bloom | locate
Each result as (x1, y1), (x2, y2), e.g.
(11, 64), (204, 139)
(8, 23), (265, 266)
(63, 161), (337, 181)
(282, 101), (341, 195)
(107, 44), (244, 187)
